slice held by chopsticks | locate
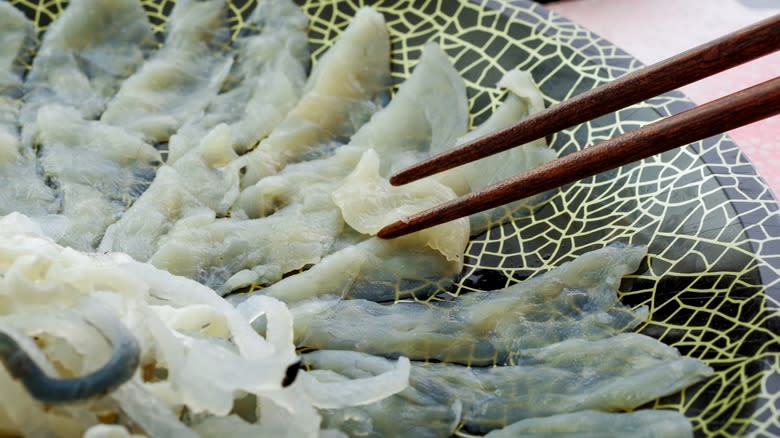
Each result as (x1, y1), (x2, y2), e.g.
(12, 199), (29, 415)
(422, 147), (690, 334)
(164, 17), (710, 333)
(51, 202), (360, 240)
(379, 14), (780, 239)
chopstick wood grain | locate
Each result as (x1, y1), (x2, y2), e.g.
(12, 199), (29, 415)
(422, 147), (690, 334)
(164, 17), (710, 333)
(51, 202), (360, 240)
(389, 13), (780, 186)
(378, 76), (780, 239)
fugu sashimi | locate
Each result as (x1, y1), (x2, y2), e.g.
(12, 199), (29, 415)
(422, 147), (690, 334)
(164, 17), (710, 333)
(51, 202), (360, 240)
(101, 0), (233, 143)
(417, 334), (712, 434)
(103, 6), (389, 277)
(300, 350), (461, 438)
(238, 7), (390, 188)
(99, 122), (244, 260)
(237, 42), (468, 218)
(333, 149), (469, 265)
(149, 206), (343, 294)
(32, 106), (161, 250)
(98, 166), (212, 261)
(483, 410), (694, 438)
(167, 0), (309, 162)
(20, 0), (155, 147)
(304, 337), (712, 435)
(436, 70), (557, 232)
(0, 155), (55, 217)
(0, 2), (34, 112)
(243, 236), (461, 304)
(257, 245), (648, 362)
(0, 4), (55, 217)
(55, 183), (126, 251)
(233, 48), (546, 304)
(225, 44), (468, 298)
(168, 124), (242, 213)
(147, 42), (463, 297)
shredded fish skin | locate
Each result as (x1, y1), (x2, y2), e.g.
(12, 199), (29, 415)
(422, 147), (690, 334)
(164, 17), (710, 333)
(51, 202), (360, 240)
(0, 213), (413, 437)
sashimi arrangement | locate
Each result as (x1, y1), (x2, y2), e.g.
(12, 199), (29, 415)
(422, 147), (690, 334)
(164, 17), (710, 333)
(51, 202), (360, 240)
(0, 1), (712, 436)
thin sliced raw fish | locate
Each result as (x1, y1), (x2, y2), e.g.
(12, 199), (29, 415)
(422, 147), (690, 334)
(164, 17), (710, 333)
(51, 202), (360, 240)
(0, 4), (55, 217)
(304, 336), (712, 435)
(33, 107), (161, 250)
(101, 0), (233, 143)
(237, 7), (391, 188)
(20, 0), (155, 146)
(167, 0), (309, 161)
(258, 245), (648, 363)
(230, 43), (469, 300)
(484, 410), (693, 438)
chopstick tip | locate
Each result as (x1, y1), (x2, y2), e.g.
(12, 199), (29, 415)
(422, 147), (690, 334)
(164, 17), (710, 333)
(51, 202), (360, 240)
(377, 221), (406, 239)
(388, 172), (409, 186)
(390, 162), (433, 186)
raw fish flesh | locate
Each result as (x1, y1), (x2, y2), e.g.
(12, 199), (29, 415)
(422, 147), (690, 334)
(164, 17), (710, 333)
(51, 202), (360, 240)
(237, 7), (391, 188)
(167, 0), (309, 161)
(0, 4), (56, 217)
(248, 245), (648, 364)
(304, 336), (712, 435)
(99, 166), (211, 261)
(101, 0), (232, 143)
(436, 70), (557, 232)
(131, 42), (461, 296)
(33, 106), (161, 250)
(20, 0), (156, 146)
(102, 6), (391, 289)
(484, 410), (693, 438)
(237, 42), (469, 219)
(233, 43), (471, 300)
(240, 46), (555, 303)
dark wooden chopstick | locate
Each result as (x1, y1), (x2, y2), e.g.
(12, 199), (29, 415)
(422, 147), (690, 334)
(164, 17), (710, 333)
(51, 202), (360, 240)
(377, 76), (780, 239)
(389, 13), (780, 187)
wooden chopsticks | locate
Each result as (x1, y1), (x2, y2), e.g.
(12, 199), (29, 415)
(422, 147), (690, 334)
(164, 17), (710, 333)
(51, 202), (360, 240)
(377, 14), (780, 239)
(379, 76), (780, 238)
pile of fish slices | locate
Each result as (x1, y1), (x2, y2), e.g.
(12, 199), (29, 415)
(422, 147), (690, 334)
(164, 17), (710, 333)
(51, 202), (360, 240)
(0, 0), (712, 437)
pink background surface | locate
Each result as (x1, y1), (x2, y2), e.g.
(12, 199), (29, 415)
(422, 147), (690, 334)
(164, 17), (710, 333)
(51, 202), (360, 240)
(547, 0), (780, 198)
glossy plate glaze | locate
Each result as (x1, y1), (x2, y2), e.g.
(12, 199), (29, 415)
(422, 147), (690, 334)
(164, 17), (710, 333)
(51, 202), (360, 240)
(9, 0), (780, 435)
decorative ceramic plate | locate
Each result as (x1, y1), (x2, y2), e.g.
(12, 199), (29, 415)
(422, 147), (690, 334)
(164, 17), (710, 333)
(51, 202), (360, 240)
(9, 0), (780, 436)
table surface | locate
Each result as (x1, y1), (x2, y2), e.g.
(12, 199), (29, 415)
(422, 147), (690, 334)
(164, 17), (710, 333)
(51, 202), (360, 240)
(547, 0), (780, 199)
